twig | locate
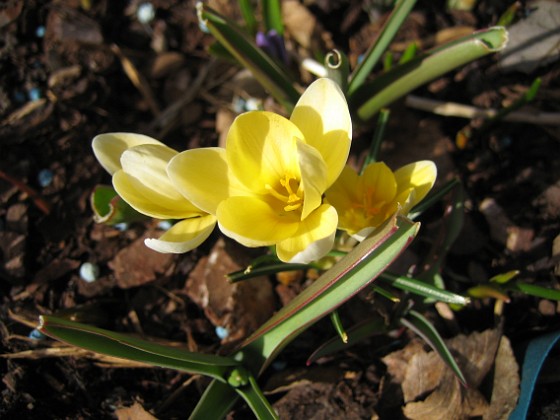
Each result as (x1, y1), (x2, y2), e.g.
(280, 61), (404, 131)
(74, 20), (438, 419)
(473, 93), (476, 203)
(0, 169), (51, 215)
(406, 94), (560, 125)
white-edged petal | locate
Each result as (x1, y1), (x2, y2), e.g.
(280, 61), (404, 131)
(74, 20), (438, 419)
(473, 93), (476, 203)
(144, 215), (216, 253)
(92, 133), (163, 175)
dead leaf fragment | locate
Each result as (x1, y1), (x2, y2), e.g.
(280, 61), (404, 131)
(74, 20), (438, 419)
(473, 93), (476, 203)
(484, 336), (520, 420)
(115, 401), (157, 420)
(185, 238), (274, 343)
(383, 329), (519, 419)
(109, 231), (174, 289)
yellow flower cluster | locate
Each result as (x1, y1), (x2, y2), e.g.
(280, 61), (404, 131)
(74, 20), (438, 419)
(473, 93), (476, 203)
(92, 79), (436, 263)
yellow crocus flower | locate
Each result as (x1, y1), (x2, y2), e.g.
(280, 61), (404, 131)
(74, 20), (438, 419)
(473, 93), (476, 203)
(326, 161), (437, 240)
(92, 133), (216, 253)
(168, 78), (352, 263)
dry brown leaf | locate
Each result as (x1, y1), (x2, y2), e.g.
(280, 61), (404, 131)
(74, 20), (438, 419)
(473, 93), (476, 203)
(382, 340), (426, 383)
(115, 401), (157, 420)
(484, 336), (520, 420)
(185, 238), (274, 343)
(109, 230), (175, 289)
(383, 329), (519, 419)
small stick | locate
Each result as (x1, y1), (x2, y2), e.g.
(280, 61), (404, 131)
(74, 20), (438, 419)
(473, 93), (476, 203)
(406, 94), (560, 125)
(0, 169), (51, 215)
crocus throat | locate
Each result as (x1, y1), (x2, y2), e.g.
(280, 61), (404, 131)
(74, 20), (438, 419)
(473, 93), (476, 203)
(266, 174), (303, 212)
(352, 187), (385, 217)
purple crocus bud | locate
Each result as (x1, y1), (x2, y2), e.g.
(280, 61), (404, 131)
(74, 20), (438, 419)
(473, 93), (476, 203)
(256, 30), (289, 66)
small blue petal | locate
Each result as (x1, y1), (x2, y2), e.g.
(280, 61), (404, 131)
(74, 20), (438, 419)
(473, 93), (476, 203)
(80, 262), (100, 283)
(215, 326), (229, 339)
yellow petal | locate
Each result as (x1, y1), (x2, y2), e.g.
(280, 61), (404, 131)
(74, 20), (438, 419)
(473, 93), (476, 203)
(297, 139), (327, 220)
(168, 148), (250, 215)
(362, 162), (397, 204)
(113, 170), (201, 219)
(325, 166), (361, 212)
(290, 78), (352, 187)
(144, 215), (216, 253)
(394, 160), (437, 210)
(120, 144), (191, 211)
(217, 196), (300, 247)
(92, 132), (163, 175)
(226, 111), (303, 193)
(276, 204), (338, 262)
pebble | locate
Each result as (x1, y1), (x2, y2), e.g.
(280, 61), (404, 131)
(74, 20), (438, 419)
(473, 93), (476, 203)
(37, 169), (53, 187)
(114, 222), (129, 231)
(28, 329), (45, 340)
(157, 220), (173, 230)
(79, 262), (100, 283)
(215, 326), (229, 340)
(28, 87), (41, 102)
(35, 26), (45, 38)
(137, 3), (155, 24)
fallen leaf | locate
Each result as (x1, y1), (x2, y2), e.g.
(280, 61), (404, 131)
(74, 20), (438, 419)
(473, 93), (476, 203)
(185, 238), (274, 343)
(484, 336), (520, 420)
(115, 401), (157, 420)
(109, 230), (175, 289)
(383, 329), (519, 419)
(499, 1), (560, 73)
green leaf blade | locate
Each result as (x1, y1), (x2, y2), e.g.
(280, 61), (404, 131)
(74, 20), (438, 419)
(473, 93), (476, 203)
(39, 316), (238, 380)
(350, 26), (509, 121)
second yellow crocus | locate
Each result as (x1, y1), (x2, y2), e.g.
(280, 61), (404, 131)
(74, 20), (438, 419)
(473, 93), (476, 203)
(92, 133), (216, 253)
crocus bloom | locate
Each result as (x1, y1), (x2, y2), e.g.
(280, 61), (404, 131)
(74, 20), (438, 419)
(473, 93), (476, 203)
(325, 161), (437, 240)
(92, 133), (216, 253)
(168, 78), (351, 263)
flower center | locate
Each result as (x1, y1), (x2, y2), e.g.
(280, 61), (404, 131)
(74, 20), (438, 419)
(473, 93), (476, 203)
(352, 187), (384, 217)
(266, 174), (304, 212)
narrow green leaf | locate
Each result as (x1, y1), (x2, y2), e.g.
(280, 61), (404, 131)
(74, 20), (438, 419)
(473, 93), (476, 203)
(511, 282), (560, 301)
(349, 0), (418, 94)
(467, 285), (511, 302)
(262, 0), (283, 35)
(189, 380), (237, 420)
(478, 77), (541, 131)
(238, 0), (257, 35)
(236, 375), (279, 420)
(401, 310), (467, 386)
(307, 317), (388, 364)
(372, 283), (401, 302)
(197, 3), (299, 108)
(329, 310), (348, 343)
(379, 272), (470, 305)
(350, 27), (508, 121)
(497, 2), (521, 27)
(193, 216), (419, 416)
(489, 270), (520, 284)
(398, 42), (418, 64)
(420, 182), (464, 287)
(240, 216), (419, 373)
(228, 262), (309, 283)
(361, 108), (390, 173)
(39, 316), (238, 381)
(408, 178), (460, 219)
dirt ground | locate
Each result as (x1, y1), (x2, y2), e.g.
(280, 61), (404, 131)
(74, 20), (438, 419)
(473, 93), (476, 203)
(1, 0), (559, 418)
